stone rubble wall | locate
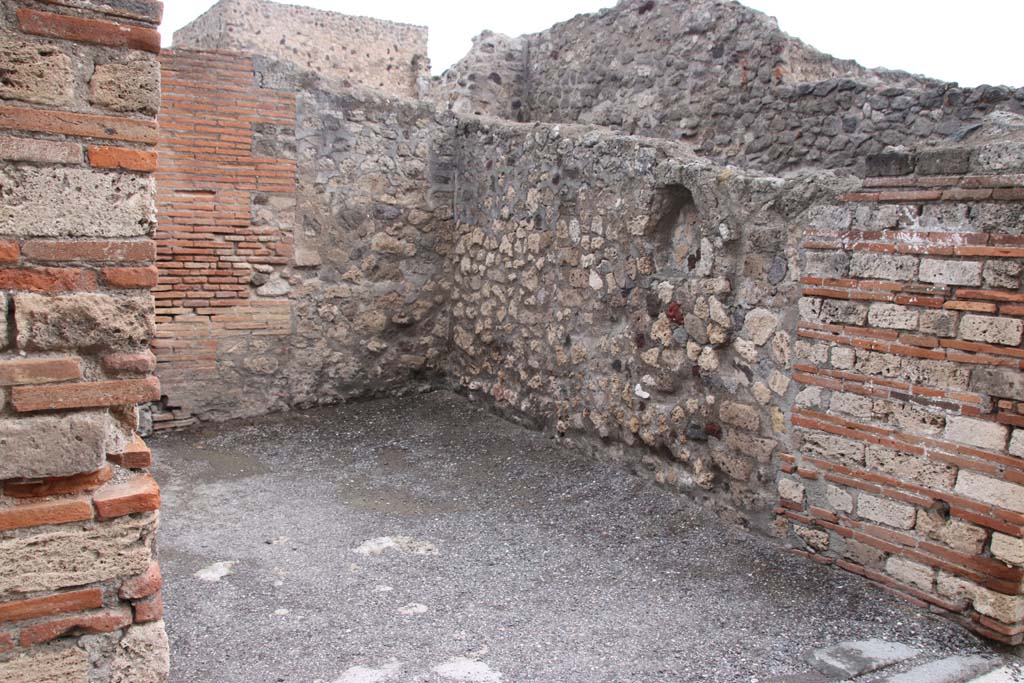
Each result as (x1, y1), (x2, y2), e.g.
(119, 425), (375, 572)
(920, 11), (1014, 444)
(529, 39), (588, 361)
(445, 117), (854, 526)
(437, 0), (1024, 174)
(173, 0), (430, 99)
(779, 130), (1024, 645)
(430, 31), (528, 121)
(0, 0), (169, 679)
(153, 51), (454, 427)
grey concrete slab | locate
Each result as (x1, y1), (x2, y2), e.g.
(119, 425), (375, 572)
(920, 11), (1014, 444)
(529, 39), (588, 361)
(151, 391), (1004, 683)
(880, 656), (1000, 683)
(808, 640), (920, 679)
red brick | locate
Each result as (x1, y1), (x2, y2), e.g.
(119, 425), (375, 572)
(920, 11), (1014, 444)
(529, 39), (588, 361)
(88, 146), (158, 173)
(0, 241), (18, 263)
(102, 265), (159, 289)
(102, 351), (157, 376)
(19, 607), (132, 646)
(22, 239), (155, 263)
(93, 474), (160, 519)
(107, 433), (152, 469)
(0, 136), (82, 165)
(11, 377), (161, 413)
(0, 106), (157, 144)
(119, 562), (162, 600)
(131, 591), (163, 623)
(0, 497), (93, 532)
(4, 465), (113, 499)
(0, 589), (102, 625)
(0, 267), (97, 293)
(17, 8), (160, 53)
(0, 357), (81, 387)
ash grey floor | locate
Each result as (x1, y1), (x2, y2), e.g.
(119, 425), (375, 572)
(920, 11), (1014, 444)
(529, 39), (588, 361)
(151, 391), (1016, 683)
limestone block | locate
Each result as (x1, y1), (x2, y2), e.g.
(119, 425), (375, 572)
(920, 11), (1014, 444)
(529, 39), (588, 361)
(1010, 430), (1024, 458)
(971, 367), (1024, 401)
(740, 308), (778, 346)
(0, 646), (89, 682)
(991, 533), (1024, 565)
(778, 478), (805, 503)
(0, 34), (74, 106)
(865, 445), (956, 489)
(857, 493), (916, 529)
(959, 314), (1023, 346)
(983, 260), (1021, 290)
(0, 166), (155, 238)
(0, 513), (156, 594)
(939, 572), (1024, 623)
(916, 513), (988, 555)
(15, 293), (154, 352)
(710, 444), (754, 481)
(918, 309), (958, 338)
(719, 401), (759, 431)
(89, 55), (161, 115)
(110, 621), (170, 683)
(800, 431), (866, 466)
(826, 484), (853, 514)
(867, 303), (919, 330)
(918, 258), (983, 286)
(0, 295), (7, 349)
(943, 416), (1008, 452)
(886, 556), (934, 592)
(0, 412), (109, 479)
(795, 526), (829, 551)
(955, 471), (1024, 513)
(849, 253), (917, 281)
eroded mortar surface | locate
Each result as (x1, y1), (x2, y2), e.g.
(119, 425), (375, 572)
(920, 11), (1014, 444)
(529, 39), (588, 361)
(152, 392), (1004, 683)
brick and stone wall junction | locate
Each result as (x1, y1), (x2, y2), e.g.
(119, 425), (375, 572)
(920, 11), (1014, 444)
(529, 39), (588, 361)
(0, 0), (169, 679)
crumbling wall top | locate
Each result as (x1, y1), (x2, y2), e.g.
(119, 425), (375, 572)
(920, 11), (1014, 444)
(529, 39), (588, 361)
(173, 0), (430, 98)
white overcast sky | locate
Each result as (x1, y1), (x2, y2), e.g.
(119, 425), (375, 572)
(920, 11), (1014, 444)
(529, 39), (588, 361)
(160, 1), (1022, 88)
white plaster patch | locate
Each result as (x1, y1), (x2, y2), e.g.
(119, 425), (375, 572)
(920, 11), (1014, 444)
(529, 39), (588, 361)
(433, 657), (503, 682)
(353, 536), (437, 556)
(194, 561), (236, 582)
(634, 384), (651, 399)
(397, 603), (428, 615)
(332, 661), (402, 683)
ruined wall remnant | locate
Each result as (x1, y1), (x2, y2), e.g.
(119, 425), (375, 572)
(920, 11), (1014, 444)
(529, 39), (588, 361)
(438, 0), (1024, 174)
(154, 51), (454, 427)
(446, 118), (852, 524)
(152, 0), (1024, 645)
(173, 0), (430, 99)
(0, 0), (169, 678)
(780, 124), (1024, 644)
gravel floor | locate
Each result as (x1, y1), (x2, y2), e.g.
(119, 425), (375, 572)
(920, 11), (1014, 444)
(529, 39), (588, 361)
(150, 391), (1014, 683)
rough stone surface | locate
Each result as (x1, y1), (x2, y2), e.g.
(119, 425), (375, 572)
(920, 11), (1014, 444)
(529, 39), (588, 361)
(90, 55), (161, 115)
(15, 293), (154, 352)
(0, 166), (155, 238)
(954, 472), (1024, 514)
(174, 0), (429, 98)
(991, 534), (1024, 565)
(944, 416), (1009, 452)
(806, 639), (921, 679)
(110, 621), (170, 683)
(0, 646), (90, 682)
(959, 315), (1024, 347)
(879, 656), (1000, 683)
(0, 513), (156, 594)
(857, 494), (917, 530)
(0, 34), (74, 106)
(0, 411), (109, 479)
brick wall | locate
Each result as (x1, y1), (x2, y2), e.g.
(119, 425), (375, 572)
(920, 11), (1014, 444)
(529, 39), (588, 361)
(153, 49), (297, 430)
(0, 0), (168, 679)
(780, 146), (1024, 644)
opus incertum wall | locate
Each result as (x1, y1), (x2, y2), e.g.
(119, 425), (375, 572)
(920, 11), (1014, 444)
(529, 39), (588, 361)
(0, 0), (168, 679)
(145, 0), (1024, 647)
